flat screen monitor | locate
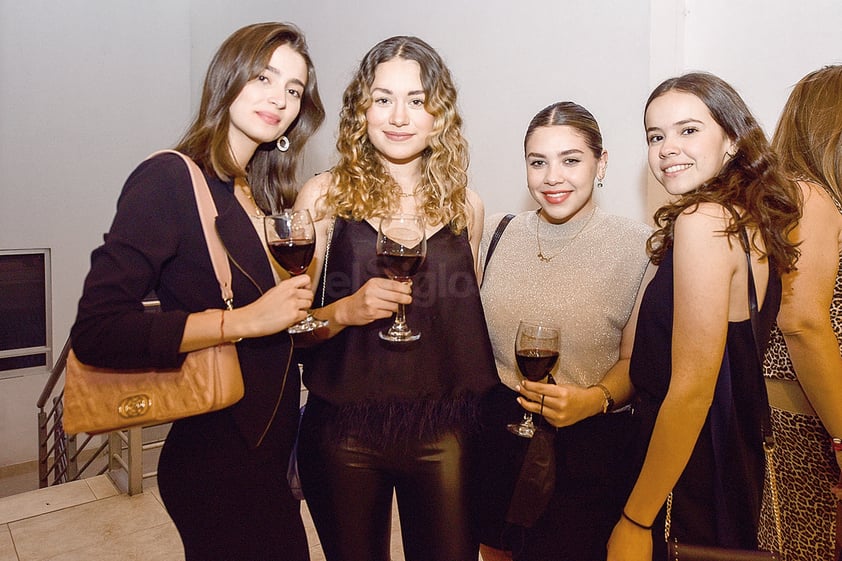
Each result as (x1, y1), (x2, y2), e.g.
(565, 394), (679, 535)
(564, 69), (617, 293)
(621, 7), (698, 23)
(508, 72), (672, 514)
(0, 248), (52, 376)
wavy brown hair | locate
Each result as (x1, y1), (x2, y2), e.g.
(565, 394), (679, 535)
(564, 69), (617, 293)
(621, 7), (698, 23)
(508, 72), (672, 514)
(772, 65), (842, 206)
(175, 22), (324, 212)
(323, 36), (470, 232)
(645, 72), (800, 272)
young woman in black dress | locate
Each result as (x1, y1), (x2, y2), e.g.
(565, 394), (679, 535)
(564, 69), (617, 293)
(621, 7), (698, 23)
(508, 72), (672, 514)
(606, 72), (800, 561)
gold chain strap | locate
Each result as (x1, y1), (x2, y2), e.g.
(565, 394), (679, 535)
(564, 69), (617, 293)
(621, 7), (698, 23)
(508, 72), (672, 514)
(664, 448), (785, 557)
(319, 217), (335, 307)
(765, 441), (785, 556)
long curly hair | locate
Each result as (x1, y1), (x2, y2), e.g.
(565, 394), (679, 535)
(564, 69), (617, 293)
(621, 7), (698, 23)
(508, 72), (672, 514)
(772, 65), (842, 206)
(645, 72), (800, 272)
(323, 36), (470, 232)
(175, 22), (325, 212)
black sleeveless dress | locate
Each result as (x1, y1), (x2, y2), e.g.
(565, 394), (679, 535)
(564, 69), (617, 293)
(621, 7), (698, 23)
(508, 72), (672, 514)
(300, 218), (498, 445)
(629, 246), (780, 560)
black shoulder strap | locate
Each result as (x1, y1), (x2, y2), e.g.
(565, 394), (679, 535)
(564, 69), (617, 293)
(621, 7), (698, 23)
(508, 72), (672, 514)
(740, 228), (775, 447)
(482, 214), (515, 285)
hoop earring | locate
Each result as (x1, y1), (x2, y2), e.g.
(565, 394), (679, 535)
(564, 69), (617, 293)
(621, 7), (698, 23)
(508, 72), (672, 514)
(276, 136), (290, 152)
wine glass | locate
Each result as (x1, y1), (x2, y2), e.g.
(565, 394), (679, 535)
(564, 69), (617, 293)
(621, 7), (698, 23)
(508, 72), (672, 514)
(263, 209), (328, 334)
(376, 214), (427, 342)
(507, 320), (560, 438)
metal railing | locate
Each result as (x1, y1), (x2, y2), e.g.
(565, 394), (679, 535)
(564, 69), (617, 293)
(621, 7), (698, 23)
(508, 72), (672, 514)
(106, 427), (167, 495)
(36, 336), (167, 495)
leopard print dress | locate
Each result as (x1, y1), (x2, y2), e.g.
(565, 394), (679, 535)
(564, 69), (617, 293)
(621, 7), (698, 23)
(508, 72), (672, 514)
(758, 194), (842, 561)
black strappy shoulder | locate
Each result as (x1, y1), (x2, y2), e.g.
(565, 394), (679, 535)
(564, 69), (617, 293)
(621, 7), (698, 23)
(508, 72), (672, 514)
(482, 213), (515, 286)
(740, 227), (776, 448)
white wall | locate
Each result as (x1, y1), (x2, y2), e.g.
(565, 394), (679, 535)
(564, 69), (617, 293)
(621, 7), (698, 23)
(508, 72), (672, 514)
(0, 0), (192, 467)
(683, 0), (842, 136)
(1, 0), (839, 467)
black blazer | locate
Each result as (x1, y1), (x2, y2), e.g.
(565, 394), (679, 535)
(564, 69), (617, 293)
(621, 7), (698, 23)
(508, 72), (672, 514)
(71, 152), (296, 448)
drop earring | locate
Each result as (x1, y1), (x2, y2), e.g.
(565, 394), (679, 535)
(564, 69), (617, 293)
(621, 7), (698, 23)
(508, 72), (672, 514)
(596, 178), (604, 188)
(276, 136), (290, 152)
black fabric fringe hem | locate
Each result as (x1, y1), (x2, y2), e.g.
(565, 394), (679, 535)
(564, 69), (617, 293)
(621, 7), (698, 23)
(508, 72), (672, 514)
(305, 393), (482, 449)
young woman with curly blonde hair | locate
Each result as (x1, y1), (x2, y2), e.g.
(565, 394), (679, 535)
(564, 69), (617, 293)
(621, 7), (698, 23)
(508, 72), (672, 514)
(293, 35), (497, 561)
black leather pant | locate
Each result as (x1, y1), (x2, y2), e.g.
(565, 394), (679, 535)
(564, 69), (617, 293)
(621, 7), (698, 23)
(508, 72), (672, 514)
(298, 405), (477, 561)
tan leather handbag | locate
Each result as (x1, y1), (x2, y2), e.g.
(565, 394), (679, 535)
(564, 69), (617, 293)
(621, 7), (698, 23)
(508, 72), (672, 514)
(63, 151), (244, 435)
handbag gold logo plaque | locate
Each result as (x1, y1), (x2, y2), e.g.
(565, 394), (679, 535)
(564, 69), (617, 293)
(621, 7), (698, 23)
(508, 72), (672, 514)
(118, 395), (152, 418)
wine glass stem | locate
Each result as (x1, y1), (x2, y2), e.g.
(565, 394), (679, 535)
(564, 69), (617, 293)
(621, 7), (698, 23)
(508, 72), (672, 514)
(394, 303), (409, 330)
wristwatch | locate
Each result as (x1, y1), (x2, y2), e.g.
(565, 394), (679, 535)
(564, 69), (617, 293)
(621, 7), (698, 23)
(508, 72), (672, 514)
(589, 383), (614, 414)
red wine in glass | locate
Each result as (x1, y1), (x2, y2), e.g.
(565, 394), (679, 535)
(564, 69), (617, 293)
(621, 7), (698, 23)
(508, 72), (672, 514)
(263, 209), (327, 334)
(376, 215), (427, 342)
(515, 349), (559, 382)
(267, 239), (315, 276)
(508, 321), (560, 438)
(380, 253), (424, 281)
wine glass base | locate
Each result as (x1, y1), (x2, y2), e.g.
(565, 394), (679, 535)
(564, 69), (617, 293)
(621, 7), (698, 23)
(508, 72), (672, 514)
(378, 329), (421, 343)
(507, 422), (535, 439)
(287, 315), (328, 334)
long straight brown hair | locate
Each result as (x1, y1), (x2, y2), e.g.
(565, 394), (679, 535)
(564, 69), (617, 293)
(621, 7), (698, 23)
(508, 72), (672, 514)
(176, 22), (324, 212)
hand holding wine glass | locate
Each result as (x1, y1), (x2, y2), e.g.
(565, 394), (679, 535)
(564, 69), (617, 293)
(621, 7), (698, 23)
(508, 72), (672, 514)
(508, 320), (560, 438)
(264, 209), (327, 334)
(376, 214), (427, 342)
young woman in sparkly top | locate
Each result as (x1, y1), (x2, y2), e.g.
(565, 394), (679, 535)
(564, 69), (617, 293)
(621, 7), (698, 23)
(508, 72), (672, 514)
(473, 101), (653, 561)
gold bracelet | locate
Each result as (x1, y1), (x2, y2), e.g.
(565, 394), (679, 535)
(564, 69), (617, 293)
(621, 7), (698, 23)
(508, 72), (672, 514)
(588, 383), (614, 414)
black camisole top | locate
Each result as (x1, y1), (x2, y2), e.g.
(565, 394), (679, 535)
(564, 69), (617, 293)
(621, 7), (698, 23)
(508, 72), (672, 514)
(300, 218), (498, 445)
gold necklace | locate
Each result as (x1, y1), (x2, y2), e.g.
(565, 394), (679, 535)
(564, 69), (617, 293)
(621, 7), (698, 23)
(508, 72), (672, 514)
(397, 186), (419, 198)
(536, 207), (597, 262)
(237, 180), (264, 217)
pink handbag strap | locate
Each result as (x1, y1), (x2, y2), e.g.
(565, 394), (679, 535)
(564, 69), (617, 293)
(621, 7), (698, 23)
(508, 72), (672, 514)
(147, 150), (234, 308)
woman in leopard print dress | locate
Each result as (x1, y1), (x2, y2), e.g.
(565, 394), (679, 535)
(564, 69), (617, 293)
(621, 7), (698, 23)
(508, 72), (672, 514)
(758, 65), (842, 561)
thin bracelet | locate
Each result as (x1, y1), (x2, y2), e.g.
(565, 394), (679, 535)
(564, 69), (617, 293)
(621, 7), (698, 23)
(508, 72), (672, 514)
(588, 382), (615, 414)
(622, 510), (653, 530)
(219, 309), (227, 343)
(219, 309), (242, 343)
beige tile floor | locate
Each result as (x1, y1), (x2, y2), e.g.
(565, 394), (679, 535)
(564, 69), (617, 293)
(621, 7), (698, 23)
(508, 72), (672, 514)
(0, 476), (410, 561)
